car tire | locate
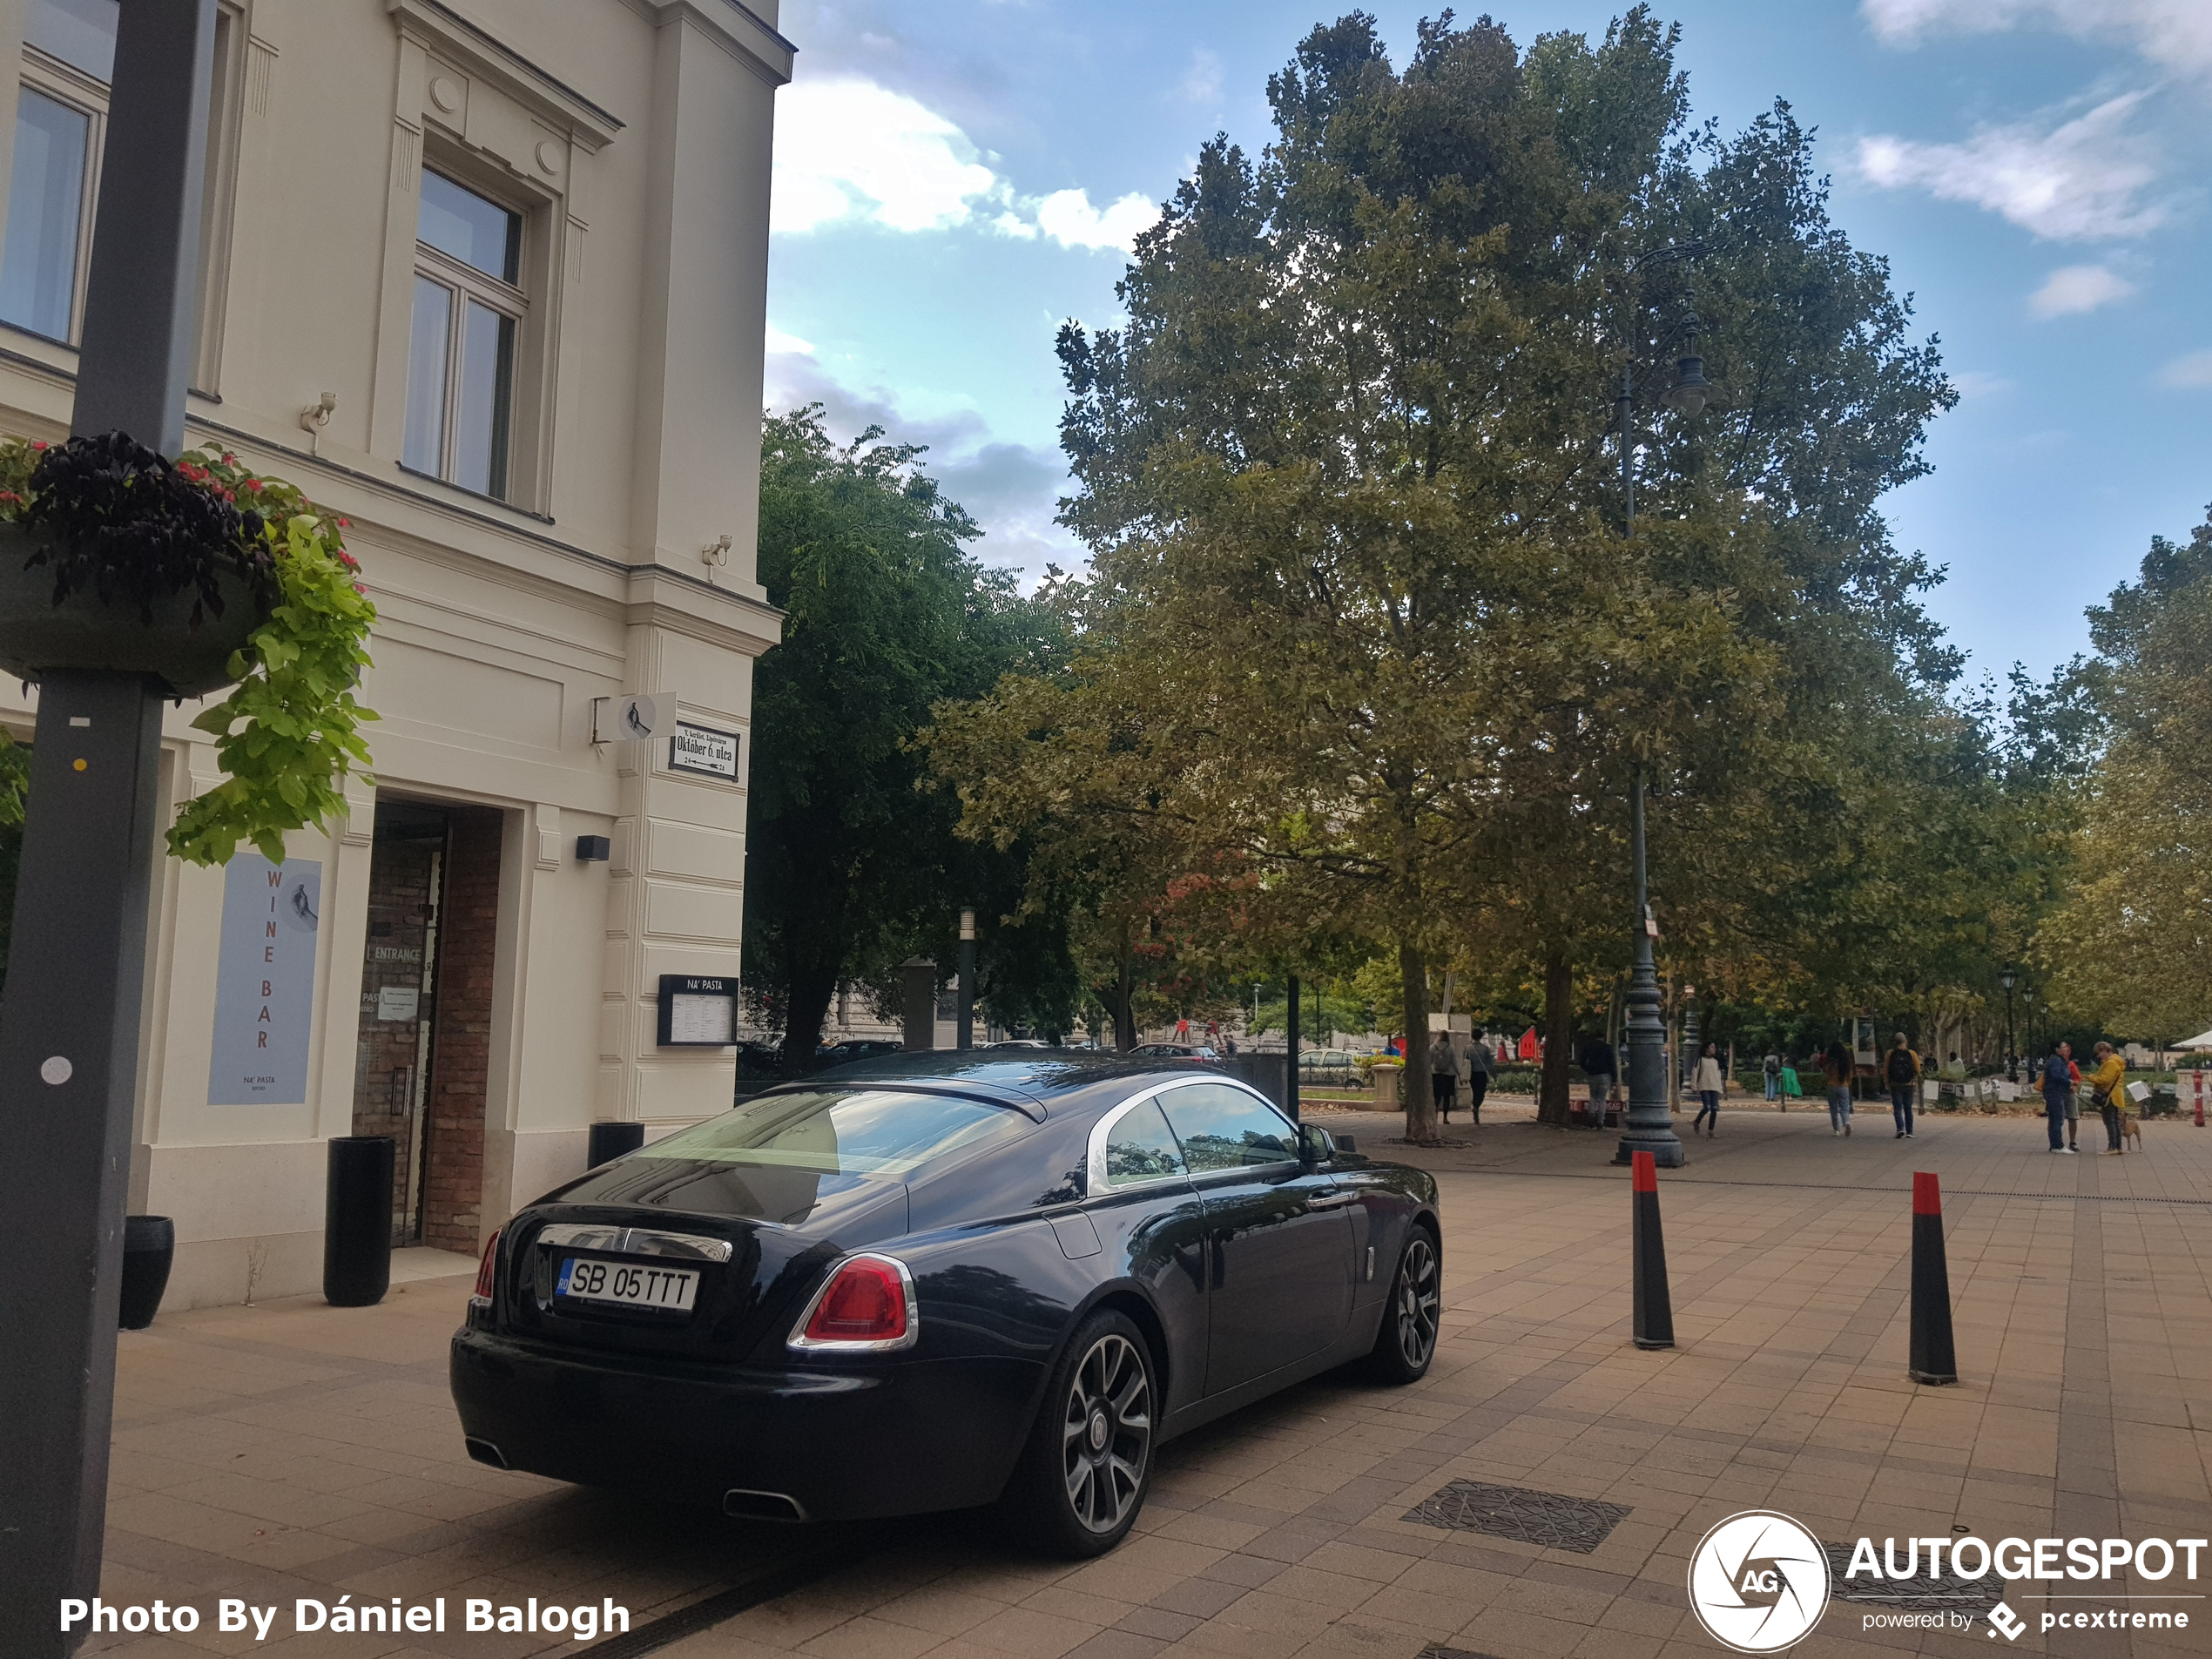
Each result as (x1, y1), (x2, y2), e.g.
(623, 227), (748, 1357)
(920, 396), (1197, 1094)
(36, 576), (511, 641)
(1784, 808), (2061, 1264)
(1367, 1226), (1440, 1385)
(1001, 1309), (1157, 1558)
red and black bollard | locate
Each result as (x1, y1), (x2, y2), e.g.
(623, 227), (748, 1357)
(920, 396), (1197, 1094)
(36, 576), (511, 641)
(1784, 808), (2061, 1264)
(1908, 1171), (1958, 1385)
(1631, 1150), (1674, 1350)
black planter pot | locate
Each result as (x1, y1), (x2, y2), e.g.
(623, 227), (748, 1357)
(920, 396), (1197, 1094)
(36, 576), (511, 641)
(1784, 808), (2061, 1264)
(587, 1120), (644, 1167)
(118, 1215), (174, 1330)
(0, 521), (268, 698)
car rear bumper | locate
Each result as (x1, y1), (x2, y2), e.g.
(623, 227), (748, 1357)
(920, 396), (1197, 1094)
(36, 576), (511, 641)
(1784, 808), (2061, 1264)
(450, 1328), (1045, 1521)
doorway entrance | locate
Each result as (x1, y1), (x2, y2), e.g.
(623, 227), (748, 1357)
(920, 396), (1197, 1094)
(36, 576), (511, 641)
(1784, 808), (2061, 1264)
(350, 799), (503, 1251)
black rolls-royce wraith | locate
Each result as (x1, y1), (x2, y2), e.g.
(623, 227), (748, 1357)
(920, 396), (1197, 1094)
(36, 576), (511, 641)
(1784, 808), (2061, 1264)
(449, 1054), (1441, 1556)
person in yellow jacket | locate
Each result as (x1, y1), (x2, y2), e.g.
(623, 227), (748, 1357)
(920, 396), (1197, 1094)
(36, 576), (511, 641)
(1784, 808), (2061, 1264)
(2085, 1041), (2128, 1155)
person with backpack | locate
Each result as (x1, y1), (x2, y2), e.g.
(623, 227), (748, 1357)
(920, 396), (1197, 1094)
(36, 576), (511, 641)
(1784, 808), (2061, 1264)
(1427, 1032), (1458, 1124)
(1884, 1033), (1920, 1139)
(1581, 1034), (1617, 1123)
(1821, 1044), (1853, 1136)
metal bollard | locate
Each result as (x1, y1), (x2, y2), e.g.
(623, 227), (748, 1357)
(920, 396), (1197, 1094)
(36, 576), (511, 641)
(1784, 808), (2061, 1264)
(1908, 1171), (1958, 1384)
(1631, 1150), (1674, 1350)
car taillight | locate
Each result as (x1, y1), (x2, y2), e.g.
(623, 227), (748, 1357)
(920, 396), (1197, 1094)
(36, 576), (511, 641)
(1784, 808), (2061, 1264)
(472, 1227), (501, 1306)
(790, 1254), (916, 1352)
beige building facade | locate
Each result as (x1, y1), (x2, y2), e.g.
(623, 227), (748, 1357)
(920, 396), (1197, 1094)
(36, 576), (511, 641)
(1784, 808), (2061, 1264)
(0, 0), (788, 1306)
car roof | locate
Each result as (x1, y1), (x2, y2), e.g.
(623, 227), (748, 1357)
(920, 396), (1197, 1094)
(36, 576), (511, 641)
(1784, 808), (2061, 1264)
(768, 1049), (1236, 1120)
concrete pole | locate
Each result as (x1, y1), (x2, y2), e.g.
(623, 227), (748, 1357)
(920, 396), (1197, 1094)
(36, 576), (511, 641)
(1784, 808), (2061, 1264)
(0, 5), (218, 1650)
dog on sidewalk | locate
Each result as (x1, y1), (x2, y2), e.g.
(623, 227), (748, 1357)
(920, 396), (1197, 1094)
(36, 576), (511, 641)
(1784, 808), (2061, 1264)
(2121, 1112), (2142, 1150)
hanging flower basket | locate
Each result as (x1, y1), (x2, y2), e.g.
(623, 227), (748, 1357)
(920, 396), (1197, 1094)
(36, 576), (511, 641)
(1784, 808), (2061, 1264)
(0, 433), (377, 865)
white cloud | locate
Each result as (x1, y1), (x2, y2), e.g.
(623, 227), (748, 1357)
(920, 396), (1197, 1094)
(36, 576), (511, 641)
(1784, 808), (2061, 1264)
(1035, 188), (1159, 253)
(772, 74), (1157, 254)
(2027, 263), (2137, 316)
(1853, 92), (2168, 239)
(1862, 0), (2212, 78)
(772, 78), (1003, 235)
(1177, 48), (1224, 106)
(1950, 369), (2015, 397)
(764, 323), (816, 355)
(2161, 349), (2212, 388)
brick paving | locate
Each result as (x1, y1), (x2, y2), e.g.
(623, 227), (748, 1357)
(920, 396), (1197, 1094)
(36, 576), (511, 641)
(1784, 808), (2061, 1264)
(84, 1101), (2212, 1659)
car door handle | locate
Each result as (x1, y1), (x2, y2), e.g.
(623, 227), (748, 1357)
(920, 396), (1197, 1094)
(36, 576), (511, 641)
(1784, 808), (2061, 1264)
(1307, 1191), (1359, 1211)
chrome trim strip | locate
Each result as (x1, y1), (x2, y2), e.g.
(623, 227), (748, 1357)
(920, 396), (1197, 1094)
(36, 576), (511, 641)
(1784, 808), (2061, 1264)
(536, 1223), (734, 1263)
(786, 1251), (921, 1353)
(1085, 1076), (1295, 1195)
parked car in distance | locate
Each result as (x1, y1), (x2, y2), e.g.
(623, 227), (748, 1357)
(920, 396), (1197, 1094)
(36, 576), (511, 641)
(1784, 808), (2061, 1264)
(1297, 1048), (1365, 1086)
(450, 1053), (1440, 1558)
(815, 1039), (905, 1067)
(1129, 1042), (1217, 1062)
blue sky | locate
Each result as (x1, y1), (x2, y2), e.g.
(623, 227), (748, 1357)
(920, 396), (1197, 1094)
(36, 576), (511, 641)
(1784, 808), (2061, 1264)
(762, 0), (2212, 687)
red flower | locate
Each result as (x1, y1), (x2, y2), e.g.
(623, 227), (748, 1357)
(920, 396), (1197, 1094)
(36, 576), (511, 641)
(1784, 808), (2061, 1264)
(336, 517), (350, 528)
(351, 583), (367, 594)
(30, 441), (45, 450)
(337, 552), (359, 570)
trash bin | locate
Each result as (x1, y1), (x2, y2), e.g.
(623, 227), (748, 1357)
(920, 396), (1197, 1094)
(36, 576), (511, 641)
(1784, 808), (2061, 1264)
(323, 1136), (395, 1307)
(118, 1215), (174, 1329)
(588, 1120), (644, 1167)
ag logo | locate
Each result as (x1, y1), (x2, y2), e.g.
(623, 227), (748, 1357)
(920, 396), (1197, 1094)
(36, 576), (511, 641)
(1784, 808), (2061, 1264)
(1686, 1510), (1831, 1652)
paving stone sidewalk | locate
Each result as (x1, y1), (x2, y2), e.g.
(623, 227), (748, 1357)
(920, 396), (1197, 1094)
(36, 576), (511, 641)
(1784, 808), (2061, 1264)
(86, 1103), (2212, 1659)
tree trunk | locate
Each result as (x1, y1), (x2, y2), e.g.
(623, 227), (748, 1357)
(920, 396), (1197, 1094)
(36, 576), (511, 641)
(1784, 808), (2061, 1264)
(1537, 951), (1573, 1125)
(1401, 940), (1434, 1143)
(1116, 921), (1135, 1052)
(780, 965), (838, 1073)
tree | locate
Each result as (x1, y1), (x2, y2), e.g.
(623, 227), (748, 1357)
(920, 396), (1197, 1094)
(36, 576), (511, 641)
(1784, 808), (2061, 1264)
(743, 408), (1064, 1068)
(935, 10), (1954, 1141)
(2033, 507), (2212, 1041)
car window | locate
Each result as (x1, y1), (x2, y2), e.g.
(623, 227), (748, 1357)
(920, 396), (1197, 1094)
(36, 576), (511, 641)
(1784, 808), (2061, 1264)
(1102, 1099), (1187, 1186)
(1158, 1084), (1298, 1172)
(639, 1089), (1022, 1177)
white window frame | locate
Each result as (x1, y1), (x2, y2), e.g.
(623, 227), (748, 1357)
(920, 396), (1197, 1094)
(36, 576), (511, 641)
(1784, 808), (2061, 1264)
(5, 6), (244, 381)
(406, 185), (527, 501)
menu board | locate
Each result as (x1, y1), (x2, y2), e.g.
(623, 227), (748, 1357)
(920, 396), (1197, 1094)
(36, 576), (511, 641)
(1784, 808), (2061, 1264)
(207, 856), (321, 1103)
(658, 974), (738, 1047)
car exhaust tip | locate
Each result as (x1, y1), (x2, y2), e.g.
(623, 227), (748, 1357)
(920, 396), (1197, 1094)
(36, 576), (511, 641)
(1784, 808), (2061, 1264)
(723, 1488), (806, 1522)
(462, 1437), (509, 1470)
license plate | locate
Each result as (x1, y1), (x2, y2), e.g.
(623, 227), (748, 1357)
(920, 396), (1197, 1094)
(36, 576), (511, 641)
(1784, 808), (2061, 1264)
(556, 1257), (699, 1312)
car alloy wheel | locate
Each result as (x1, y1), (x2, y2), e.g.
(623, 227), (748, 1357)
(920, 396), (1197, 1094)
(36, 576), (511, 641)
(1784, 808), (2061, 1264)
(1394, 1234), (1439, 1367)
(1061, 1331), (1151, 1534)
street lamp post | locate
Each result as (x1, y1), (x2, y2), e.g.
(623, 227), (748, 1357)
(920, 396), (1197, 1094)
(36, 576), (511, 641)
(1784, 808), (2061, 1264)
(1611, 247), (1713, 1171)
(957, 908), (975, 1049)
(2000, 968), (2017, 1082)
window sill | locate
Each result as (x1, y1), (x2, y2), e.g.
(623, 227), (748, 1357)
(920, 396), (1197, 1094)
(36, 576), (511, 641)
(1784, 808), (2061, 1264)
(395, 462), (554, 526)
(0, 323), (221, 401)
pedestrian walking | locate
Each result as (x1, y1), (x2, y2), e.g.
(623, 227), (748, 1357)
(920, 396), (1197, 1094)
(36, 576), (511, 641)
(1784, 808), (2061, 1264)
(1763, 1050), (1781, 1102)
(1428, 1032), (1458, 1124)
(1581, 1035), (1617, 1123)
(1884, 1032), (1920, 1139)
(2086, 1040), (2128, 1154)
(1466, 1038), (1493, 1124)
(1821, 1044), (1853, 1135)
(1691, 1042), (1725, 1136)
(2040, 1041), (2075, 1154)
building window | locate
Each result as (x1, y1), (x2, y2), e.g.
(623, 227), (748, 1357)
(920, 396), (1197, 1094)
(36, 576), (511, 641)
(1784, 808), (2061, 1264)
(404, 170), (523, 501)
(1, 0), (238, 372)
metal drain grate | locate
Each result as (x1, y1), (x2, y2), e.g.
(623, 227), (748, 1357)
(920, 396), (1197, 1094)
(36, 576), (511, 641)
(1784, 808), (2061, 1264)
(1403, 1480), (1631, 1554)
(1821, 1545), (2005, 1616)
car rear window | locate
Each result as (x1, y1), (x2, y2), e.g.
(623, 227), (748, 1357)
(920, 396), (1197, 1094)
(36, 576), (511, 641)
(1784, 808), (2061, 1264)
(639, 1089), (1023, 1177)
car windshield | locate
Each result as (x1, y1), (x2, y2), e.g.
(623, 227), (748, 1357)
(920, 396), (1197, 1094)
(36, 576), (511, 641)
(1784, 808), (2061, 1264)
(639, 1089), (1023, 1177)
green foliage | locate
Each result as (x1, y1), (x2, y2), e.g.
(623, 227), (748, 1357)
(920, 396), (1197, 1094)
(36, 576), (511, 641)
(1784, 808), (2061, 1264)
(933, 9), (1961, 1119)
(163, 450), (377, 866)
(0, 439), (376, 868)
(745, 406), (1069, 1064)
(2032, 504), (2212, 1041)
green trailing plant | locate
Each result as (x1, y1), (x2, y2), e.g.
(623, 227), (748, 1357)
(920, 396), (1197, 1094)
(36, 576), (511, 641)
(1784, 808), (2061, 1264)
(0, 435), (376, 866)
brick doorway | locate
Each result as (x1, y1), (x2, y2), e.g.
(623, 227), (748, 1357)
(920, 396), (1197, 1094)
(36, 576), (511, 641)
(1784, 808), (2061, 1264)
(350, 799), (503, 1252)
